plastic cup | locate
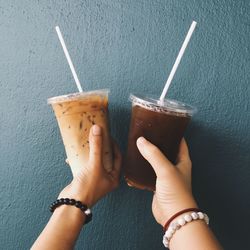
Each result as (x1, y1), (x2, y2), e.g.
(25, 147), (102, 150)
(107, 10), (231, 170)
(124, 94), (196, 191)
(48, 89), (113, 177)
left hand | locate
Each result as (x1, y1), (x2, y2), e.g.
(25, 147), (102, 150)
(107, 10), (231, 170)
(58, 125), (122, 207)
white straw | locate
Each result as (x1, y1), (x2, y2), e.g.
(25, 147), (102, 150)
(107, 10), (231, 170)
(160, 21), (197, 101)
(55, 26), (83, 92)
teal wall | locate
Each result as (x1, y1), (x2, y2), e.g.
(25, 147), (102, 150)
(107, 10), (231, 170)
(1, 1), (249, 249)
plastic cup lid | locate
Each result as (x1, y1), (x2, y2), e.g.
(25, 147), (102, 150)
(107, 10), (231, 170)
(47, 89), (109, 105)
(130, 94), (197, 116)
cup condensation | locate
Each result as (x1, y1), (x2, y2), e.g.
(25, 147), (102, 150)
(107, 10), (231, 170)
(48, 89), (113, 177)
(124, 94), (196, 191)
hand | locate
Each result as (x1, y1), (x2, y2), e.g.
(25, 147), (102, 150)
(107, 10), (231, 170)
(59, 125), (122, 207)
(136, 137), (197, 226)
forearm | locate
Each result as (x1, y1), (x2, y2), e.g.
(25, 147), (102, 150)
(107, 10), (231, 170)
(31, 205), (85, 250)
(169, 218), (222, 250)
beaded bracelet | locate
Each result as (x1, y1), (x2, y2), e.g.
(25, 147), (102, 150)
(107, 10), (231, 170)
(163, 208), (201, 232)
(49, 198), (92, 224)
(162, 211), (209, 248)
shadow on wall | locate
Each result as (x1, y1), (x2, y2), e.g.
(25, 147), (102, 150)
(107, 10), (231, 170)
(109, 104), (131, 153)
(186, 122), (250, 249)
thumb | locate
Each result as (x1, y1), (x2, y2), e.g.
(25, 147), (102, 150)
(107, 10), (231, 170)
(176, 138), (191, 164)
(88, 125), (103, 168)
(136, 137), (174, 177)
(176, 138), (192, 176)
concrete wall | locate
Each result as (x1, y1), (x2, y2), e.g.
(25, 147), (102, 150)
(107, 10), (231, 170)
(0, 1), (249, 249)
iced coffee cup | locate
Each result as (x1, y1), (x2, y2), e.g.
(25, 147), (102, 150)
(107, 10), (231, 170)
(124, 94), (196, 191)
(48, 89), (113, 177)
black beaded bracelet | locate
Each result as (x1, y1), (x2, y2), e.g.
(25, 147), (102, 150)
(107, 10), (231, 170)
(49, 198), (92, 224)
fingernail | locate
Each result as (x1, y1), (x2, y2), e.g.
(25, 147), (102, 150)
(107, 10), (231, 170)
(92, 125), (101, 135)
(137, 137), (146, 146)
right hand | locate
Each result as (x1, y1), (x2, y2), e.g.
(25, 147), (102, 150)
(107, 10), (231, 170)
(136, 137), (198, 226)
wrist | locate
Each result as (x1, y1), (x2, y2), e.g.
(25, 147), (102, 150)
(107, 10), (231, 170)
(58, 182), (95, 208)
(159, 197), (198, 226)
(52, 203), (86, 224)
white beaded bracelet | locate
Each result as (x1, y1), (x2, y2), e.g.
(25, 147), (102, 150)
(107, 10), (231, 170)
(162, 211), (209, 248)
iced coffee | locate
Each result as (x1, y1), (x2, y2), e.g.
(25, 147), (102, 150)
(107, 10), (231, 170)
(48, 89), (113, 177)
(124, 94), (196, 191)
